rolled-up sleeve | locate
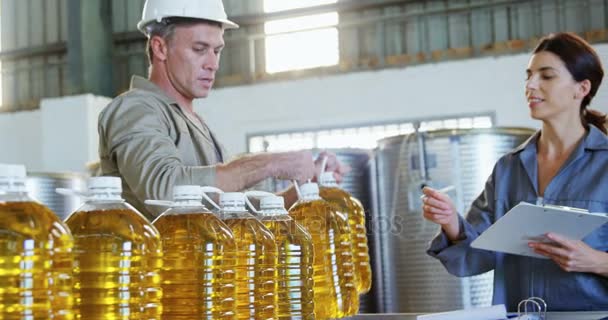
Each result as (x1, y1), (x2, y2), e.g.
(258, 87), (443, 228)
(427, 165), (499, 277)
(99, 98), (216, 205)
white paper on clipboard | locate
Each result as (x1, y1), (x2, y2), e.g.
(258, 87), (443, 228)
(471, 202), (608, 259)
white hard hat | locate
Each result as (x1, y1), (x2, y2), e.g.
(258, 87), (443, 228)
(137, 0), (239, 35)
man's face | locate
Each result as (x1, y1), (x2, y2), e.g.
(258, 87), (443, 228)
(165, 23), (225, 99)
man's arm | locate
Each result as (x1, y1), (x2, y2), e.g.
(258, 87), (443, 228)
(101, 98), (347, 210)
(216, 150), (348, 208)
(215, 150), (316, 192)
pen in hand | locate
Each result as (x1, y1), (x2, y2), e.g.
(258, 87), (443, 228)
(420, 185), (455, 199)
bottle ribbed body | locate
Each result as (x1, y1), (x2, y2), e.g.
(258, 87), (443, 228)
(65, 201), (162, 319)
(261, 216), (315, 319)
(320, 186), (372, 294)
(289, 200), (359, 319)
(223, 215), (277, 320)
(0, 197), (74, 319)
(153, 210), (236, 319)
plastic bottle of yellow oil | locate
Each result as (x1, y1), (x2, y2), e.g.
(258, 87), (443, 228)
(209, 191), (277, 320)
(288, 182), (359, 318)
(148, 185), (236, 319)
(245, 191), (315, 320)
(63, 177), (162, 319)
(0, 163), (74, 319)
(319, 172), (372, 294)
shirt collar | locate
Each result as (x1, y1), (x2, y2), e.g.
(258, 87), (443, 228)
(512, 124), (608, 155)
(129, 75), (178, 105)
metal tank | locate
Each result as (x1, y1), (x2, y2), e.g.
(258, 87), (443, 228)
(370, 127), (535, 313)
(255, 148), (377, 313)
(26, 172), (87, 220)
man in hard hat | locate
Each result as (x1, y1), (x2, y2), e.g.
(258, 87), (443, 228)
(97, 0), (347, 220)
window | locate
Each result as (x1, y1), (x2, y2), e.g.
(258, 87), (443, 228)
(248, 115), (494, 152)
(263, 0), (339, 74)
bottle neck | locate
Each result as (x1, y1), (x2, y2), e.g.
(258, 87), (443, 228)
(174, 199), (203, 206)
(320, 181), (339, 188)
(301, 194), (321, 202)
(0, 190), (34, 203)
(258, 207), (288, 216)
(221, 205), (252, 219)
(88, 190), (122, 201)
(222, 204), (247, 212)
(172, 199), (210, 210)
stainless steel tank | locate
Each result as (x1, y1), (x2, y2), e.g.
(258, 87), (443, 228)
(26, 172), (87, 220)
(371, 127), (535, 313)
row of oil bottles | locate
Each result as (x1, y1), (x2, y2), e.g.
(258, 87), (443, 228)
(0, 162), (372, 319)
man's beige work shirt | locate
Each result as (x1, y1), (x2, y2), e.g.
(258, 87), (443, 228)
(98, 76), (227, 220)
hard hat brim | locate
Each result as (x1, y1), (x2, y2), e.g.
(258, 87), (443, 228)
(137, 17), (239, 36)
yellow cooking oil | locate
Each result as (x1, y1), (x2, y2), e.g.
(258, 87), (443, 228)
(288, 182), (359, 318)
(248, 192), (315, 320)
(319, 172), (372, 294)
(64, 177), (162, 320)
(218, 192), (277, 320)
(150, 185), (236, 319)
(0, 164), (74, 319)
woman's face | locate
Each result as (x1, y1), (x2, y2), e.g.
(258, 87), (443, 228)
(525, 51), (583, 122)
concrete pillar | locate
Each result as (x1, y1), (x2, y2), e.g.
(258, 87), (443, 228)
(67, 0), (114, 97)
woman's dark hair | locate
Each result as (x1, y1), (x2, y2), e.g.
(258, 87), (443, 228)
(533, 32), (606, 133)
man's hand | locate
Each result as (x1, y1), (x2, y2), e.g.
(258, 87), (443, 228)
(217, 150), (350, 194)
(314, 151), (351, 183)
(272, 150), (350, 184)
(271, 150), (316, 182)
(529, 232), (608, 276)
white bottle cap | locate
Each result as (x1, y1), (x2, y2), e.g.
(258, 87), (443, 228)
(319, 172), (338, 186)
(173, 185), (202, 201)
(259, 195), (285, 211)
(0, 163), (27, 192)
(88, 177), (122, 200)
(299, 182), (320, 201)
(0, 164), (26, 179)
(220, 192), (246, 208)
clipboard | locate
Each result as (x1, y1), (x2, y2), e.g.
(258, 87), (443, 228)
(471, 202), (608, 259)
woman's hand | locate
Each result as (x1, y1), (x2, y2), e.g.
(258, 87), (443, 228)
(421, 187), (461, 241)
(529, 232), (608, 277)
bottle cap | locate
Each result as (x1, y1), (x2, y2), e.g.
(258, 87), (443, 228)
(220, 192), (246, 208)
(299, 182), (320, 200)
(319, 172), (338, 186)
(259, 194), (285, 211)
(173, 185), (202, 201)
(88, 177), (122, 200)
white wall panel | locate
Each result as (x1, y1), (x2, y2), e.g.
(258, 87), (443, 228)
(0, 44), (606, 171)
(198, 43), (608, 156)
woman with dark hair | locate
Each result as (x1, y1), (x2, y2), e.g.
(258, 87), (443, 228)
(422, 32), (608, 311)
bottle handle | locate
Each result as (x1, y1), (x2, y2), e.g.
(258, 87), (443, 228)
(292, 180), (303, 200)
(319, 155), (328, 177)
(200, 186), (223, 210)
